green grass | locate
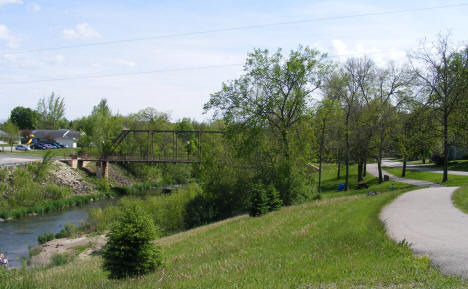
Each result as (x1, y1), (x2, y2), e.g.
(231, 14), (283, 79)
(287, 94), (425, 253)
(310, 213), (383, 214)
(319, 163), (414, 199)
(425, 160), (468, 172)
(384, 167), (468, 186)
(453, 186), (468, 214)
(3, 189), (467, 288)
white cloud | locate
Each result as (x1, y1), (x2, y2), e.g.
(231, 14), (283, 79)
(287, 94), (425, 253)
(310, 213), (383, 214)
(30, 2), (40, 12)
(0, 0), (22, 7)
(114, 59), (136, 67)
(63, 23), (101, 40)
(0, 24), (19, 49)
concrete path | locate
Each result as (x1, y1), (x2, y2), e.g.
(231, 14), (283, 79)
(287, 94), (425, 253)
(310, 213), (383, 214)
(367, 160), (468, 279)
(381, 186), (468, 278)
(383, 159), (468, 177)
(367, 160), (441, 187)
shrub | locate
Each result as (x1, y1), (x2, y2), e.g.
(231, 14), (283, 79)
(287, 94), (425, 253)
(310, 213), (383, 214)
(266, 184), (282, 212)
(43, 184), (71, 200)
(50, 253), (72, 266)
(102, 204), (162, 279)
(38, 233), (55, 244)
(96, 179), (110, 192)
(183, 194), (218, 229)
(55, 223), (77, 239)
(249, 184), (269, 217)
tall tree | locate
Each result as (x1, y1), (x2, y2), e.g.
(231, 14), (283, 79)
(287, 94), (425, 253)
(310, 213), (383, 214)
(369, 63), (412, 183)
(205, 46), (330, 203)
(1, 121), (19, 152)
(410, 35), (468, 182)
(9, 106), (38, 130)
(37, 92), (66, 129)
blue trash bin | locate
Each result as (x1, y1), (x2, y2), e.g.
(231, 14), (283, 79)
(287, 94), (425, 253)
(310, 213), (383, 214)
(338, 183), (345, 191)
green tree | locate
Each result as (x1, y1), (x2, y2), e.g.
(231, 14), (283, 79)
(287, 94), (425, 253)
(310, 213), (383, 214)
(1, 121), (19, 152)
(205, 46), (330, 203)
(102, 205), (162, 279)
(9, 106), (38, 130)
(410, 35), (468, 182)
(37, 92), (66, 129)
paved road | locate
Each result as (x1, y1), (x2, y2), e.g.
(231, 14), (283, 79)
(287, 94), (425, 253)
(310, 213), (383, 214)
(0, 153), (42, 167)
(368, 160), (468, 279)
(383, 159), (468, 177)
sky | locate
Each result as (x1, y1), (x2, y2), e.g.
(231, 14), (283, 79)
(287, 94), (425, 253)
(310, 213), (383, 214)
(1, 0), (468, 123)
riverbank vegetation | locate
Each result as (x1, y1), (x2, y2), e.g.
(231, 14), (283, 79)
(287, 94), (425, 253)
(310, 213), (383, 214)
(0, 153), (113, 220)
(3, 189), (468, 288)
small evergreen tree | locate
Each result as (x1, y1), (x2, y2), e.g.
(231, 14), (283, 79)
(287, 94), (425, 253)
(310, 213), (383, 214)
(266, 184), (282, 212)
(249, 184), (269, 217)
(102, 205), (162, 279)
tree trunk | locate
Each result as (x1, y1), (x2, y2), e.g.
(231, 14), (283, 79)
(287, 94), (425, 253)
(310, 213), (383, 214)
(318, 122), (326, 195)
(337, 159), (341, 180)
(422, 157), (426, 164)
(402, 157), (407, 177)
(345, 118), (350, 191)
(377, 158), (383, 184)
(357, 159), (363, 182)
(442, 111), (449, 183)
(363, 160), (367, 177)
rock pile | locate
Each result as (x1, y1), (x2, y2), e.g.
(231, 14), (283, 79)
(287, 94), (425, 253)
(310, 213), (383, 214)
(49, 161), (96, 195)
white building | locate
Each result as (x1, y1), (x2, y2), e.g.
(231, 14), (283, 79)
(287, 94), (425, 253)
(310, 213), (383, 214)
(32, 129), (84, 148)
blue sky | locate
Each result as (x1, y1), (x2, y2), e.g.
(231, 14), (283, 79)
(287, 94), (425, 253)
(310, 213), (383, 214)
(1, 0), (468, 122)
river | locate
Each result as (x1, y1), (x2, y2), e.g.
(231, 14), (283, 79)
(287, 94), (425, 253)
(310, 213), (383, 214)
(0, 199), (116, 267)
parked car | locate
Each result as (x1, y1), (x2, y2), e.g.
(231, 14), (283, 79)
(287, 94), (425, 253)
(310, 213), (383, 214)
(39, 143), (52, 149)
(31, 143), (46, 150)
(15, 145), (30, 151)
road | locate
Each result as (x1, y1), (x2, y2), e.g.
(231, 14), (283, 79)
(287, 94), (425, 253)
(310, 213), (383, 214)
(368, 160), (468, 279)
(0, 153), (42, 167)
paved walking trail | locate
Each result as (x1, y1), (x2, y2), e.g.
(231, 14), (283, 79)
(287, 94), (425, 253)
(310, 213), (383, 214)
(368, 160), (468, 279)
(382, 159), (468, 177)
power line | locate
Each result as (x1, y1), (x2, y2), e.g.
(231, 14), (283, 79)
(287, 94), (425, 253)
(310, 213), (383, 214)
(1, 2), (467, 55)
(0, 49), (408, 85)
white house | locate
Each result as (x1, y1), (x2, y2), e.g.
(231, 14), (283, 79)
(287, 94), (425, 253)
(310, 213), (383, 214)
(32, 129), (84, 148)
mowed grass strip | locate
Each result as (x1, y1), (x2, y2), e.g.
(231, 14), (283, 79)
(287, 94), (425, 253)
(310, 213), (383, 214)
(6, 189), (467, 288)
(384, 167), (468, 187)
(453, 186), (468, 214)
(320, 163), (414, 199)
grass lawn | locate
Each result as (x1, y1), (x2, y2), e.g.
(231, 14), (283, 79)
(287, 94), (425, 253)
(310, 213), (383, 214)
(384, 167), (468, 187)
(319, 163), (414, 199)
(4, 188), (467, 288)
(425, 160), (468, 172)
(453, 186), (468, 214)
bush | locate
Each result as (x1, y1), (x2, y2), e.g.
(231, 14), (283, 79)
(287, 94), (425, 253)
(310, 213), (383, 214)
(266, 184), (282, 212)
(102, 205), (162, 279)
(249, 184), (269, 217)
(183, 194), (218, 229)
(55, 223), (77, 239)
(43, 184), (71, 200)
(38, 233), (55, 244)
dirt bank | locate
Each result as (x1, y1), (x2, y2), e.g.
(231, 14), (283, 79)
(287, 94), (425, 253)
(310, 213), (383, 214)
(30, 234), (107, 266)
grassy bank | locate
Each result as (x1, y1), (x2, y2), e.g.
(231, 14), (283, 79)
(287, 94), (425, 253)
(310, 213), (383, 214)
(0, 157), (113, 220)
(384, 167), (468, 186)
(3, 188), (467, 288)
(453, 186), (468, 214)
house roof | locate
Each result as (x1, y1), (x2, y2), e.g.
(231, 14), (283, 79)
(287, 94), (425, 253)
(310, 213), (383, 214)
(32, 129), (84, 140)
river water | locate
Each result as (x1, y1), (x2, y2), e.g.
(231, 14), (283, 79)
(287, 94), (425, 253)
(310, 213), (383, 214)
(0, 199), (116, 267)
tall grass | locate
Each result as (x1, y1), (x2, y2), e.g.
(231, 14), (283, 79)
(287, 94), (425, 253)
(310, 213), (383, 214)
(87, 184), (201, 235)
